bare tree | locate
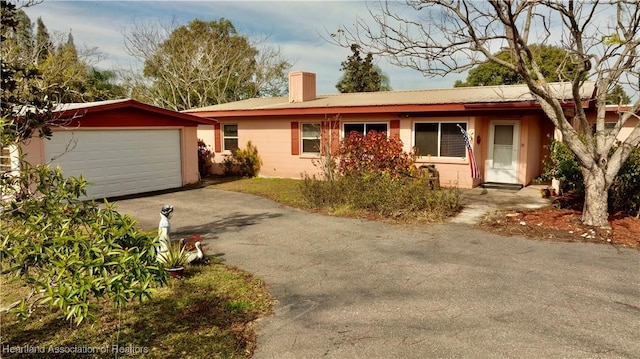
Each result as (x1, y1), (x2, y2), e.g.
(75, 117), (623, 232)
(122, 18), (291, 111)
(333, 0), (640, 227)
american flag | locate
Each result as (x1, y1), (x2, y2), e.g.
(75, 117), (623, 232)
(457, 124), (481, 179)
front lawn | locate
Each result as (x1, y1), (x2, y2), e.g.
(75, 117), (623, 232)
(0, 260), (273, 358)
(211, 177), (307, 208)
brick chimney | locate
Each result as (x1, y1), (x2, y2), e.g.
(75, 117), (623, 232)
(288, 71), (316, 103)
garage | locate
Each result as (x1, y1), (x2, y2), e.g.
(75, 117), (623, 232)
(45, 129), (183, 199)
(21, 99), (214, 200)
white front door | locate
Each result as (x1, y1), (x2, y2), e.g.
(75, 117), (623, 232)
(485, 121), (520, 184)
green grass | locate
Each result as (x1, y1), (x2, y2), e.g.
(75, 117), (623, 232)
(209, 177), (307, 208)
(0, 260), (273, 359)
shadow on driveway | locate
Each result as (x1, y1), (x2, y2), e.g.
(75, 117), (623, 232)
(115, 187), (640, 359)
(173, 211), (283, 241)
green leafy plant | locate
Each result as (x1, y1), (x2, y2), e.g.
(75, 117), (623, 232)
(539, 139), (584, 194)
(609, 146), (640, 215)
(1, 164), (166, 325)
(539, 139), (640, 214)
(158, 242), (187, 269)
(0, 4), (165, 326)
(223, 141), (262, 177)
(1, 258), (273, 359)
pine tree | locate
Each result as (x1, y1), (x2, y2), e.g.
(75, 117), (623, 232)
(35, 17), (51, 63)
(336, 44), (388, 93)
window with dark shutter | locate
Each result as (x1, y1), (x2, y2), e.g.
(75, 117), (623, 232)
(301, 123), (321, 154)
(222, 124), (238, 151)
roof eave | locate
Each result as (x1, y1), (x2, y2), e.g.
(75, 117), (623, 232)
(464, 100), (589, 110)
(182, 101), (566, 119)
(187, 103), (492, 118)
(55, 99), (217, 125)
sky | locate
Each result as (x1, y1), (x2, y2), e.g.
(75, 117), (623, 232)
(22, 0), (467, 95)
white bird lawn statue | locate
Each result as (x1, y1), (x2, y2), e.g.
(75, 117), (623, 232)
(180, 239), (204, 264)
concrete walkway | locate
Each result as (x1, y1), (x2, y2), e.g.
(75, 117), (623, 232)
(451, 185), (551, 224)
(115, 188), (639, 359)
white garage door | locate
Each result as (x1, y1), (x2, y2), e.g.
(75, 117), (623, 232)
(45, 130), (182, 199)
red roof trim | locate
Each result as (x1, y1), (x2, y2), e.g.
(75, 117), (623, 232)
(188, 104), (471, 118)
(185, 101), (571, 119)
(55, 99), (216, 125)
(463, 101), (586, 110)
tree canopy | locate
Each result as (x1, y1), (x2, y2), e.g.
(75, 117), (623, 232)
(334, 0), (640, 227)
(336, 44), (391, 93)
(454, 44), (581, 87)
(123, 18), (291, 111)
(455, 44), (630, 104)
(2, 8), (124, 103)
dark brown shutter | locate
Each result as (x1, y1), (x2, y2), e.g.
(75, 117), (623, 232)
(320, 121), (328, 155)
(390, 119), (400, 139)
(214, 123), (222, 152)
(291, 121), (300, 155)
(330, 120), (340, 155)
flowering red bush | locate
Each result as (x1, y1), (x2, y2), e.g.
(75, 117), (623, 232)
(337, 131), (416, 178)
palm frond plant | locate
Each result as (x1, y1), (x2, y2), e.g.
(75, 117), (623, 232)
(159, 242), (187, 277)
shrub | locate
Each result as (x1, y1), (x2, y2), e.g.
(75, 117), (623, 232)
(223, 141), (262, 177)
(300, 174), (338, 208)
(197, 139), (214, 176)
(1, 163), (165, 324)
(338, 130), (416, 178)
(539, 139), (584, 194)
(539, 139), (640, 214)
(609, 147), (640, 215)
(300, 131), (460, 220)
(300, 172), (460, 219)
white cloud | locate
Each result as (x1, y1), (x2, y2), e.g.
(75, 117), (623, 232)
(22, 1), (459, 95)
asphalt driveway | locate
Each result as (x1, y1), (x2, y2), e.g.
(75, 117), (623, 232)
(115, 188), (640, 358)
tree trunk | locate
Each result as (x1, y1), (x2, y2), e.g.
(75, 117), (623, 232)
(581, 166), (611, 228)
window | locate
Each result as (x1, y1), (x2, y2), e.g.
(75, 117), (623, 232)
(301, 123), (321, 154)
(592, 122), (617, 134)
(414, 122), (467, 158)
(222, 124), (238, 151)
(1, 147), (12, 173)
(343, 123), (388, 137)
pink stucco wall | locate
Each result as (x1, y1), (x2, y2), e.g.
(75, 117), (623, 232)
(521, 115), (545, 185)
(198, 114), (487, 188)
(197, 110), (637, 189)
(606, 112), (638, 142)
(181, 126), (200, 185)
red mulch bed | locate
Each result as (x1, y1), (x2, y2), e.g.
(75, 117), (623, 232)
(480, 202), (640, 250)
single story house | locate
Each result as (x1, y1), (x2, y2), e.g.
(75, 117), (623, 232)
(12, 99), (215, 199)
(187, 71), (615, 189)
